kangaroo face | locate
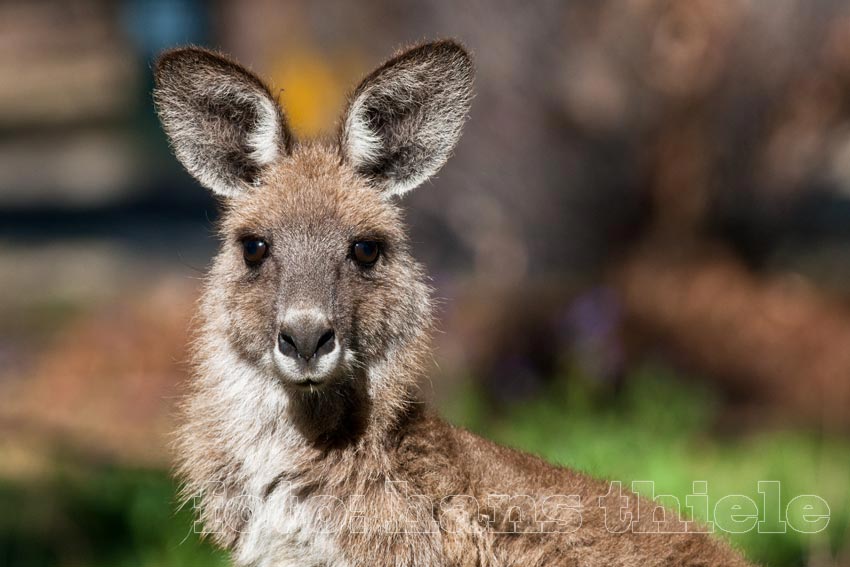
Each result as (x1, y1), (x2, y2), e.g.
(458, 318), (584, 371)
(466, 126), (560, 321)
(154, 43), (472, 397)
(211, 149), (418, 389)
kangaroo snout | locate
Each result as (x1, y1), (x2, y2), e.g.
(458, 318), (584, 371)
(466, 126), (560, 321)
(278, 318), (335, 360)
(273, 309), (341, 384)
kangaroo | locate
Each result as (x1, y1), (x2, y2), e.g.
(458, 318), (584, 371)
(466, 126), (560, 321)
(154, 41), (753, 567)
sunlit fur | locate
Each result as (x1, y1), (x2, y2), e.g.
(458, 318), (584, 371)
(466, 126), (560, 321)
(340, 41), (473, 197)
(155, 42), (753, 566)
(154, 47), (292, 197)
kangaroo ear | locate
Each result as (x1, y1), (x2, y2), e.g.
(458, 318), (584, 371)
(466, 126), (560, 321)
(153, 47), (292, 198)
(340, 41), (474, 198)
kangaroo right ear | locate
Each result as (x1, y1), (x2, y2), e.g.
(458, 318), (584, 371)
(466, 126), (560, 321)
(153, 47), (292, 198)
(340, 41), (474, 198)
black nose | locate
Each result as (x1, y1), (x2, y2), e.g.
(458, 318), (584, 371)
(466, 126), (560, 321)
(278, 316), (336, 360)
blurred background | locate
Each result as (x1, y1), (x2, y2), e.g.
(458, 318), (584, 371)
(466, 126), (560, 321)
(2, 0), (850, 565)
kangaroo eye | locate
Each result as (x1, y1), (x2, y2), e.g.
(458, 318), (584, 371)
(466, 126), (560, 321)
(352, 241), (380, 266)
(243, 238), (269, 265)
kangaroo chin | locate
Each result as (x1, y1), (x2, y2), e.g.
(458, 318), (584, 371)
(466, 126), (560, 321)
(154, 41), (755, 566)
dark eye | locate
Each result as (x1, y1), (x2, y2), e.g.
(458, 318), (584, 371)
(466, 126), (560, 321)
(352, 241), (380, 266)
(242, 238), (269, 265)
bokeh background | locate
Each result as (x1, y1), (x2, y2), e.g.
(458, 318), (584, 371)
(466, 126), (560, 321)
(2, 0), (850, 565)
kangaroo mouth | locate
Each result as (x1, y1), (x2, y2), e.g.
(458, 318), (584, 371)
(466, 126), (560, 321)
(270, 339), (348, 388)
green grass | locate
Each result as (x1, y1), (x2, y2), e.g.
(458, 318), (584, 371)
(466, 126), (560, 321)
(442, 365), (850, 566)
(0, 463), (227, 567)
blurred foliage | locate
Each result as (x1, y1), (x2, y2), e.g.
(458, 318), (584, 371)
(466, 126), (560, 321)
(0, 462), (226, 567)
(444, 366), (850, 567)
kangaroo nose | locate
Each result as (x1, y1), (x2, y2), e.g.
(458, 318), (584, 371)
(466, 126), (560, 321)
(278, 313), (335, 360)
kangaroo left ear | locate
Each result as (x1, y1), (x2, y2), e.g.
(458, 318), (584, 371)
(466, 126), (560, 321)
(339, 40), (474, 198)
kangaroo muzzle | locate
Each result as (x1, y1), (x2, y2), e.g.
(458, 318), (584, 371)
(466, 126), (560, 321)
(273, 308), (342, 386)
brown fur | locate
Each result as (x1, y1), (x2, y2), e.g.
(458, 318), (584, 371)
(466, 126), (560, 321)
(155, 42), (754, 566)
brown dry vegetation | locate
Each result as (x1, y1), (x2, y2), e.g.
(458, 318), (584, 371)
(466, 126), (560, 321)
(0, 279), (198, 470)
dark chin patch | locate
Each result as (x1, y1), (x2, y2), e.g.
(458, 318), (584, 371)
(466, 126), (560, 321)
(285, 368), (371, 449)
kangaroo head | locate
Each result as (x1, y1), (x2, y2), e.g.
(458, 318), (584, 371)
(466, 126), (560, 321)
(154, 42), (473, 439)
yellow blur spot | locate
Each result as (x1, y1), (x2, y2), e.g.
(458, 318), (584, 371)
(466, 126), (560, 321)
(267, 50), (346, 138)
